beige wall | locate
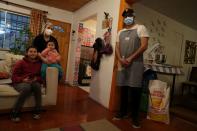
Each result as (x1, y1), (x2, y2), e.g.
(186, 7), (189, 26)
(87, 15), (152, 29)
(83, 19), (97, 33)
(67, 0), (121, 108)
(133, 3), (197, 94)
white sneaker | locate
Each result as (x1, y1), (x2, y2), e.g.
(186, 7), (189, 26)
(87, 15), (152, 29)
(132, 121), (141, 128)
(11, 117), (20, 122)
(132, 124), (141, 128)
(33, 114), (40, 120)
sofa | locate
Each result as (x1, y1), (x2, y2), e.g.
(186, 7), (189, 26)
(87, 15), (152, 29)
(0, 51), (58, 111)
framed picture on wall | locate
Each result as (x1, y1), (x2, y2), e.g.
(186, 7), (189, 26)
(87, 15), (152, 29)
(184, 40), (197, 64)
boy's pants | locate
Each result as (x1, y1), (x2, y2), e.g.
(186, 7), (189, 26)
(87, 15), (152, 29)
(13, 82), (41, 113)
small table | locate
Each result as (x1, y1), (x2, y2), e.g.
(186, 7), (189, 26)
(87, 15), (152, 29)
(144, 63), (183, 106)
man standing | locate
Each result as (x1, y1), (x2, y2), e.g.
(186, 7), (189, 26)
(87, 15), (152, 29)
(114, 8), (149, 128)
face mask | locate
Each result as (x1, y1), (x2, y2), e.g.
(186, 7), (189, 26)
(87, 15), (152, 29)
(124, 17), (134, 25)
(45, 29), (53, 36)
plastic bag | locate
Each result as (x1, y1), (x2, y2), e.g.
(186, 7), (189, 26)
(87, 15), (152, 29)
(147, 80), (170, 124)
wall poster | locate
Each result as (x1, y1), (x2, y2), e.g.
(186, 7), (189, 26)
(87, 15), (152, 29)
(184, 40), (197, 64)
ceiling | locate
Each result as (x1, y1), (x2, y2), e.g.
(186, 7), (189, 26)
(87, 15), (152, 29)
(27, 0), (92, 12)
(27, 0), (197, 30)
(137, 0), (197, 30)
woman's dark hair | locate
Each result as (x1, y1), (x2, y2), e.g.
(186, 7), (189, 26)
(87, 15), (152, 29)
(26, 45), (38, 52)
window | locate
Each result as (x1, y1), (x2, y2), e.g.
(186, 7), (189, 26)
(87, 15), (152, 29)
(0, 10), (30, 49)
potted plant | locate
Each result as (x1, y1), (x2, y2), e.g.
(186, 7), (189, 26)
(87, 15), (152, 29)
(10, 28), (34, 55)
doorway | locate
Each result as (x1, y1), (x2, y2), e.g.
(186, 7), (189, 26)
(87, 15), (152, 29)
(77, 15), (97, 93)
(48, 19), (71, 82)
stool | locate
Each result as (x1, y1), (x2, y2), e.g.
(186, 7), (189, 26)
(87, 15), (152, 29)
(182, 81), (197, 95)
(181, 67), (197, 95)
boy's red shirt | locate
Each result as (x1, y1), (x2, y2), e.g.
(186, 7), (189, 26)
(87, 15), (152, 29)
(11, 56), (42, 84)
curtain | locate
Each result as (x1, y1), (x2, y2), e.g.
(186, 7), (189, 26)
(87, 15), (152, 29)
(30, 9), (47, 37)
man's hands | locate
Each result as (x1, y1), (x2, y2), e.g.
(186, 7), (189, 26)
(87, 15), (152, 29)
(119, 57), (134, 67)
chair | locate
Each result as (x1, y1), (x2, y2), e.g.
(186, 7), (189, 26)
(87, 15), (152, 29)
(182, 67), (197, 95)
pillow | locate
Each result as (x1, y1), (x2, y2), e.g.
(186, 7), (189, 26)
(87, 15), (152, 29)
(0, 60), (10, 79)
(0, 85), (19, 96)
(0, 60), (9, 73)
(0, 50), (9, 60)
(4, 53), (23, 74)
(5, 53), (23, 63)
(0, 72), (10, 79)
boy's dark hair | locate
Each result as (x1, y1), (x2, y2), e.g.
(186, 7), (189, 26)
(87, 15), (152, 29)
(26, 45), (37, 52)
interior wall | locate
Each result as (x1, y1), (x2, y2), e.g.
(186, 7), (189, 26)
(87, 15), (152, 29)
(1, 0), (73, 23)
(68, 0), (121, 108)
(133, 3), (197, 94)
(83, 16), (97, 33)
